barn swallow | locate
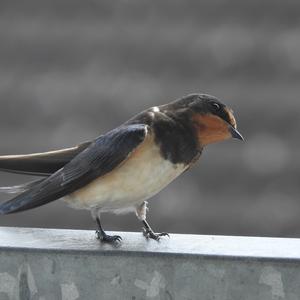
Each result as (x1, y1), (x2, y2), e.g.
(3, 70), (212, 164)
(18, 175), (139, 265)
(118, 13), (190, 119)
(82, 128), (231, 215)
(0, 93), (243, 243)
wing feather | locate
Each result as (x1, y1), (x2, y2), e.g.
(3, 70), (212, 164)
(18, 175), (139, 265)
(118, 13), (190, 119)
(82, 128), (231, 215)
(0, 124), (148, 214)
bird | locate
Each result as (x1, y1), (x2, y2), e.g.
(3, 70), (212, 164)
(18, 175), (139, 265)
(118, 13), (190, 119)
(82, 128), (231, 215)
(0, 93), (243, 243)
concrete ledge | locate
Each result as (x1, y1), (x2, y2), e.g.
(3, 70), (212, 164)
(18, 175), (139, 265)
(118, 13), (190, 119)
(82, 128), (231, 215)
(0, 227), (300, 299)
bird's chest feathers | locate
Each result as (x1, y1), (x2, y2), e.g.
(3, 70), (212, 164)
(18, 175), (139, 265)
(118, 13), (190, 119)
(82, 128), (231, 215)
(67, 136), (187, 210)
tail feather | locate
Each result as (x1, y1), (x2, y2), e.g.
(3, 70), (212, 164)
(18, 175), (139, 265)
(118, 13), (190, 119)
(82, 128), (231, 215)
(0, 178), (48, 214)
(0, 174), (66, 215)
(0, 179), (45, 194)
(0, 141), (91, 176)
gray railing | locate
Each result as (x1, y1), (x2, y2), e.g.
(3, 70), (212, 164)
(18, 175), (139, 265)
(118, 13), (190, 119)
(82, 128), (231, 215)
(0, 226), (299, 299)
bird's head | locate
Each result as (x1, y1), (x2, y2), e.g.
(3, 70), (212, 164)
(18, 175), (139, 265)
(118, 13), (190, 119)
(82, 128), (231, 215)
(170, 93), (244, 147)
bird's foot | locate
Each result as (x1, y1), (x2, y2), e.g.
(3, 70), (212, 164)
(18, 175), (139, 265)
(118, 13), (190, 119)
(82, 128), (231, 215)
(142, 228), (169, 241)
(95, 230), (122, 244)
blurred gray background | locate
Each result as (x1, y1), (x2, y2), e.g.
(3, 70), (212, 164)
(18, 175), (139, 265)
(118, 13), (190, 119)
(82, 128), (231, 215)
(0, 0), (299, 237)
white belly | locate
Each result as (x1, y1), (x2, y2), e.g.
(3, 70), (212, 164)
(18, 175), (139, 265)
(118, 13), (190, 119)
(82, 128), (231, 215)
(63, 135), (187, 213)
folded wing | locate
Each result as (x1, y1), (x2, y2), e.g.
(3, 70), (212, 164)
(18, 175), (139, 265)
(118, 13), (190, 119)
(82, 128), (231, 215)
(0, 124), (148, 214)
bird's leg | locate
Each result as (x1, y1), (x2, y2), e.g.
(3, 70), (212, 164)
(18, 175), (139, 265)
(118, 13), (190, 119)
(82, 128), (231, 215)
(136, 201), (169, 241)
(142, 220), (169, 240)
(95, 215), (122, 243)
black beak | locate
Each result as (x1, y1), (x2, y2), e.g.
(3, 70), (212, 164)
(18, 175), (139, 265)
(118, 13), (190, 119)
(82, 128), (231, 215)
(229, 126), (244, 141)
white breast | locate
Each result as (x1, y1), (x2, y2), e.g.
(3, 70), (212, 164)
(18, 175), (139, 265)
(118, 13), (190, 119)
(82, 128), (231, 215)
(63, 134), (187, 213)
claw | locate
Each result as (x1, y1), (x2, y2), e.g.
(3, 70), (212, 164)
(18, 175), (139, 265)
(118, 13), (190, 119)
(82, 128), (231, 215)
(142, 228), (170, 241)
(159, 232), (170, 238)
(96, 231), (122, 244)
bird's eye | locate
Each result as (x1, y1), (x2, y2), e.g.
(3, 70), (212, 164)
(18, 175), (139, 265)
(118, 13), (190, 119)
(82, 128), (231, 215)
(212, 103), (221, 110)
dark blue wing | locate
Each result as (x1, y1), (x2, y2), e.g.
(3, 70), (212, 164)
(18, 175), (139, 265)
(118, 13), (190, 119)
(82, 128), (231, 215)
(0, 124), (148, 214)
